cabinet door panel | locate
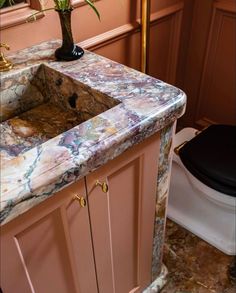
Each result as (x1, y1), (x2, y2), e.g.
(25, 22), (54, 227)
(66, 195), (98, 293)
(1, 179), (98, 293)
(87, 133), (160, 293)
(15, 209), (77, 293)
(1, 233), (33, 293)
(109, 159), (141, 292)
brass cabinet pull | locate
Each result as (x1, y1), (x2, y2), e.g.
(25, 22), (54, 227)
(74, 195), (87, 207)
(174, 141), (188, 156)
(95, 180), (108, 193)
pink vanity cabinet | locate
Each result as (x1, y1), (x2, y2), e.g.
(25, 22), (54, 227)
(1, 179), (98, 293)
(1, 133), (160, 293)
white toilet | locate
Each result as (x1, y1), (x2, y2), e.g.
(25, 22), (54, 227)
(167, 126), (236, 255)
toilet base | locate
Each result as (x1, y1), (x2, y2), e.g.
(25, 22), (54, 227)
(167, 128), (236, 255)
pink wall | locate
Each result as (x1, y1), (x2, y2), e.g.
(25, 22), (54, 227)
(1, 0), (183, 81)
(3, 0), (233, 127)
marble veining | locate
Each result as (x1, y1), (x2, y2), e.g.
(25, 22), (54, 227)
(143, 264), (168, 293)
(1, 64), (119, 161)
(151, 123), (176, 280)
(1, 102), (83, 156)
(0, 65), (46, 122)
(0, 40), (186, 227)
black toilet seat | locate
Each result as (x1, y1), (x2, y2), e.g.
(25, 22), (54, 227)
(179, 124), (236, 197)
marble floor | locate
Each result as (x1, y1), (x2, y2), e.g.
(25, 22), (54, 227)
(161, 220), (235, 293)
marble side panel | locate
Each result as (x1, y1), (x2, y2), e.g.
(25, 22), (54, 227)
(151, 122), (176, 280)
(44, 65), (120, 121)
(143, 264), (168, 293)
(0, 65), (47, 122)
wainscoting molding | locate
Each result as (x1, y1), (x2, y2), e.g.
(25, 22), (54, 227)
(195, 0), (236, 126)
(0, 0), (100, 30)
(79, 1), (184, 83)
(0, 1), (44, 30)
(149, 3), (183, 83)
(79, 22), (140, 51)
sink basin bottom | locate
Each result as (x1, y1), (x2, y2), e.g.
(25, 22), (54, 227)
(1, 101), (85, 157)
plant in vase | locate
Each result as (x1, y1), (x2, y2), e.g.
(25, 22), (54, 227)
(29, 0), (100, 61)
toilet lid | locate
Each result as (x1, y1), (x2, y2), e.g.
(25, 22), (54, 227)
(179, 124), (236, 197)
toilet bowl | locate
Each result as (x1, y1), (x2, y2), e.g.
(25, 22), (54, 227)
(167, 127), (236, 255)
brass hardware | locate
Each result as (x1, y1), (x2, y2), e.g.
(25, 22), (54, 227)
(195, 130), (201, 136)
(0, 43), (13, 72)
(95, 180), (108, 193)
(195, 125), (209, 136)
(175, 126), (211, 155)
(141, 0), (151, 73)
(74, 195), (87, 207)
(174, 141), (188, 156)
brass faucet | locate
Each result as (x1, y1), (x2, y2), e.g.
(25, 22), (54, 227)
(0, 43), (13, 72)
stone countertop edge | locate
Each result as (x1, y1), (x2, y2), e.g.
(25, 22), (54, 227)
(0, 40), (187, 225)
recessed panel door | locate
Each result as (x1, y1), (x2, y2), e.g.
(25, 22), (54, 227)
(87, 133), (160, 293)
(1, 179), (98, 293)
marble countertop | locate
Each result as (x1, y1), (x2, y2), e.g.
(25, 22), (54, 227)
(0, 40), (186, 225)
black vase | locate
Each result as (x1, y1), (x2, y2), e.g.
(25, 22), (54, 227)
(55, 9), (84, 61)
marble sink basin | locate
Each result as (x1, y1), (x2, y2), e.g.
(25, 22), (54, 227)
(0, 41), (186, 226)
(0, 64), (120, 159)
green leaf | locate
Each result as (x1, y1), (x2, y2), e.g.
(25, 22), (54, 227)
(0, 0), (16, 8)
(0, 0), (6, 8)
(84, 0), (100, 20)
(53, 0), (71, 10)
(26, 7), (55, 22)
